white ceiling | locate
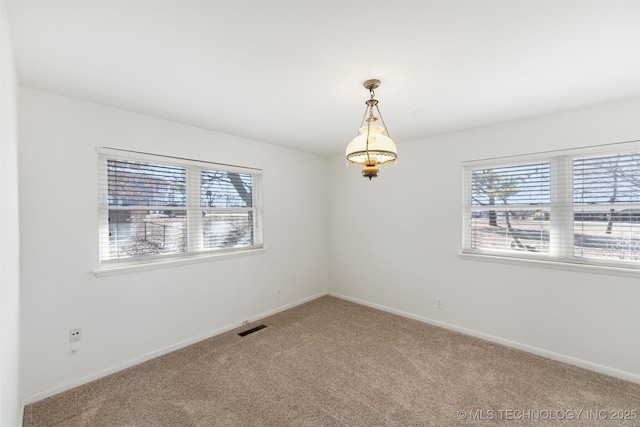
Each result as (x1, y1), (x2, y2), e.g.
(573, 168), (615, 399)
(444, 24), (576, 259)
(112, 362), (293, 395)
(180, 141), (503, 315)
(5, 0), (640, 157)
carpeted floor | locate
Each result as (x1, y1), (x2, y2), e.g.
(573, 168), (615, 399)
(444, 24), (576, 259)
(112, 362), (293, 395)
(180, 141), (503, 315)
(23, 296), (640, 426)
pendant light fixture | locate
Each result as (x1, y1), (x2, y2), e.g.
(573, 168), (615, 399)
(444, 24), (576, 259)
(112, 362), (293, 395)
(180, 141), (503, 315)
(346, 79), (397, 179)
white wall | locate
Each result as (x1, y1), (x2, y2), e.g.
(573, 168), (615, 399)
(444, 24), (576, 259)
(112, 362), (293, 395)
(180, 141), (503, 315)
(0, 2), (22, 425)
(329, 97), (640, 382)
(15, 85), (640, 404)
(19, 88), (328, 401)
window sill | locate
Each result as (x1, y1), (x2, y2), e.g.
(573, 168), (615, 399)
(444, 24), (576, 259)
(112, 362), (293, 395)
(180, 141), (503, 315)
(94, 248), (265, 277)
(459, 252), (640, 278)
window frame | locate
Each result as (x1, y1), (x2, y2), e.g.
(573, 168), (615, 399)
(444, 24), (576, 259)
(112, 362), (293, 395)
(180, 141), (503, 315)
(96, 147), (264, 275)
(462, 141), (640, 273)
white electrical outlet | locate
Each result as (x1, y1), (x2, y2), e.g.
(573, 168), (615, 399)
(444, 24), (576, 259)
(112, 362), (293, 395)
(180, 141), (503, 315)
(277, 287), (282, 297)
(69, 328), (81, 343)
(436, 298), (444, 310)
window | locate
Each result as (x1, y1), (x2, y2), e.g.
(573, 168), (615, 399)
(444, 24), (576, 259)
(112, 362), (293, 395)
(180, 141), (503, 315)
(98, 148), (263, 270)
(463, 141), (640, 270)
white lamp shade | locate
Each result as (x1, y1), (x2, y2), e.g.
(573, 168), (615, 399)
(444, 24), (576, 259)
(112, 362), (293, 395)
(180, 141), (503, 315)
(346, 125), (397, 165)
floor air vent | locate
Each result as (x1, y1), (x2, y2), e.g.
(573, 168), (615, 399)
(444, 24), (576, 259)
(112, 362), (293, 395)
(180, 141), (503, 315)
(238, 324), (267, 337)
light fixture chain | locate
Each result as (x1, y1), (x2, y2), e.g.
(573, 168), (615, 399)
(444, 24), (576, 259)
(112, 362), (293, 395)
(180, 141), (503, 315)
(358, 105), (369, 128)
(345, 78), (397, 179)
(374, 104), (392, 140)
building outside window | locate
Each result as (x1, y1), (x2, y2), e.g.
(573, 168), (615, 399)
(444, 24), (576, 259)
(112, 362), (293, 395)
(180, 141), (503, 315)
(98, 148), (263, 270)
(463, 141), (639, 270)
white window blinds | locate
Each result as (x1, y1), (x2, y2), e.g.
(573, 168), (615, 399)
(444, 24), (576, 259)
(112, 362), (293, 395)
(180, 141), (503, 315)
(469, 162), (551, 253)
(572, 152), (640, 262)
(463, 141), (640, 270)
(98, 148), (263, 268)
(198, 168), (256, 250)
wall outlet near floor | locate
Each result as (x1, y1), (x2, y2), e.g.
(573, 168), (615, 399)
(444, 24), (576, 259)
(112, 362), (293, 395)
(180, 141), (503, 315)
(69, 327), (82, 343)
(277, 287), (282, 297)
(436, 298), (444, 310)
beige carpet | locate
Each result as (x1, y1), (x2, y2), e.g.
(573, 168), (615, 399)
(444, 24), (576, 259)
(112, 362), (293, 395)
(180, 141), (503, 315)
(23, 296), (640, 426)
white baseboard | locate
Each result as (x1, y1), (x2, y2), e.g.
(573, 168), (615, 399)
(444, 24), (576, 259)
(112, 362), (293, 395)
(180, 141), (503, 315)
(23, 291), (328, 405)
(245, 291), (327, 324)
(328, 291), (640, 385)
(25, 289), (637, 405)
